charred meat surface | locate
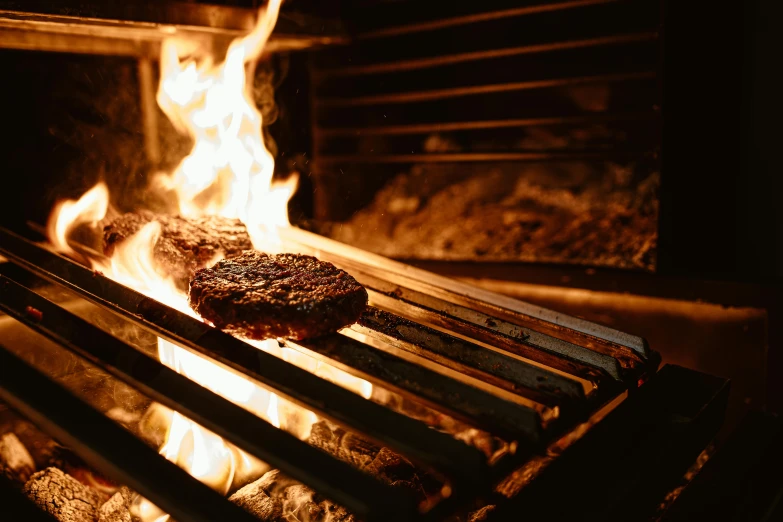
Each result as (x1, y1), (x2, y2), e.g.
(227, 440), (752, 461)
(103, 211), (252, 289)
(189, 251), (368, 340)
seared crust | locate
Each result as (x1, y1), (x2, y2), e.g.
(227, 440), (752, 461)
(103, 211), (252, 289)
(188, 251), (368, 340)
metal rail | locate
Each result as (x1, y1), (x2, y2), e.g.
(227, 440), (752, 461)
(0, 227), (488, 488)
(314, 151), (627, 164)
(276, 232), (656, 386)
(356, 0), (621, 40)
(0, 276), (417, 521)
(314, 112), (657, 137)
(278, 226), (653, 365)
(313, 72), (656, 107)
(0, 4), (346, 57)
(355, 307), (586, 406)
(0, 346), (260, 522)
(288, 333), (543, 442)
(314, 32), (657, 77)
(366, 288), (623, 381)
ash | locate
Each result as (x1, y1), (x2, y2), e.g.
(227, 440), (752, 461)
(317, 165), (659, 272)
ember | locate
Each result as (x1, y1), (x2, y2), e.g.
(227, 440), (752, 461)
(24, 306), (43, 322)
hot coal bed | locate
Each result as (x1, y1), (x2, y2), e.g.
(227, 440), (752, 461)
(0, 1), (781, 522)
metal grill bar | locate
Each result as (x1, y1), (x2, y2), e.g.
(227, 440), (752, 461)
(0, 227), (488, 487)
(315, 151), (626, 164)
(288, 333), (543, 442)
(356, 0), (621, 40)
(355, 307), (585, 406)
(0, 276), (417, 521)
(0, 5), (346, 57)
(314, 112), (657, 137)
(0, 346), (260, 522)
(313, 71), (656, 107)
(315, 32), (657, 77)
(368, 290), (621, 382)
(278, 227), (652, 364)
(271, 239), (628, 382)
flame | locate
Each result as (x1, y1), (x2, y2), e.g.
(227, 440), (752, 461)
(46, 182), (108, 255)
(154, 0), (293, 236)
(46, 2), (372, 515)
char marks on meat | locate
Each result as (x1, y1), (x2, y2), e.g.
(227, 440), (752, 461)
(188, 251), (368, 340)
(103, 211), (252, 289)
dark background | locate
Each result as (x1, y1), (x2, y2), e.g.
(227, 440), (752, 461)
(0, 0), (780, 287)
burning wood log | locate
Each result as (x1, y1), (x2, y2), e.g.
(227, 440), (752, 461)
(23, 467), (104, 522)
(230, 469), (356, 522)
(468, 505), (496, 521)
(0, 432), (36, 485)
(230, 421), (432, 521)
(0, 414), (62, 470)
(307, 421), (430, 500)
(97, 490), (132, 522)
(371, 389), (509, 462)
(232, 420), (499, 522)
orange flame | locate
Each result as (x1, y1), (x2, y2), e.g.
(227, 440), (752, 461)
(46, 182), (108, 255)
(45, 1), (371, 515)
(153, 0), (294, 236)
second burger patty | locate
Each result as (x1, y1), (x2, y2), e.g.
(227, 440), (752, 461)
(189, 251), (368, 340)
(103, 211), (252, 289)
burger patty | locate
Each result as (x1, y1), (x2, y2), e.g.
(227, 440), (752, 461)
(103, 211), (252, 289)
(188, 251), (368, 340)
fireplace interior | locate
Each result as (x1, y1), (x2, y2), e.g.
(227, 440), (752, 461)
(0, 1), (781, 521)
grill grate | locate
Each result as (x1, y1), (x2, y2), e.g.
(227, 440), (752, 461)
(0, 225), (659, 520)
(308, 0), (662, 223)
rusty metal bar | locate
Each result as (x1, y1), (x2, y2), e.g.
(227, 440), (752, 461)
(286, 333), (544, 443)
(0, 227), (489, 487)
(314, 72), (656, 107)
(0, 275), (418, 521)
(355, 307), (586, 406)
(315, 32), (657, 77)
